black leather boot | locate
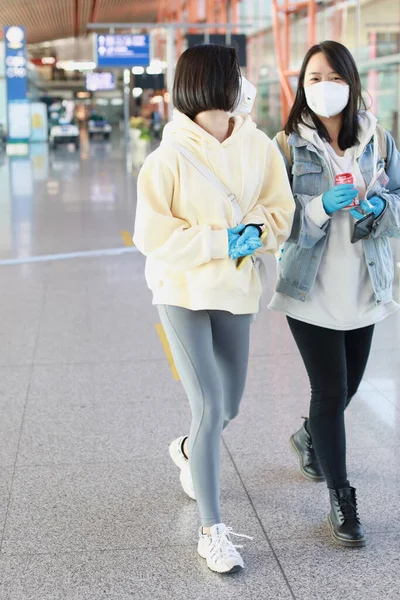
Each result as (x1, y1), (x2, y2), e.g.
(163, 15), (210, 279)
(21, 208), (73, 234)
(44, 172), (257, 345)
(290, 419), (325, 482)
(328, 487), (366, 547)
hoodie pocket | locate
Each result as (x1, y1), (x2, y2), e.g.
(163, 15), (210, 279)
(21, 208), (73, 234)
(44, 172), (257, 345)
(186, 257), (255, 294)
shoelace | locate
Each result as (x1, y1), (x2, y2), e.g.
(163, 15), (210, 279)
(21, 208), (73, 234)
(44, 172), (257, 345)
(302, 418), (315, 454)
(304, 434), (316, 466)
(338, 496), (361, 523)
(210, 528), (253, 562)
(306, 437), (314, 452)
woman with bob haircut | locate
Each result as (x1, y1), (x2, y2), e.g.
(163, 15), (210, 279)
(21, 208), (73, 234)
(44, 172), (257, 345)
(134, 44), (294, 574)
(271, 40), (400, 547)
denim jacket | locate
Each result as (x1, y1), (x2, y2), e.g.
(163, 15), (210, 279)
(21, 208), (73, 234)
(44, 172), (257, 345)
(273, 129), (400, 304)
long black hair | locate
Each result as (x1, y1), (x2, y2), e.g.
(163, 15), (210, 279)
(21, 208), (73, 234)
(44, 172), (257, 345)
(285, 41), (367, 150)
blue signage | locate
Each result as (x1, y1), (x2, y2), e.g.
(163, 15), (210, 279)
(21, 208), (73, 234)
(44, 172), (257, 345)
(4, 26), (27, 101)
(96, 34), (150, 68)
(4, 26), (29, 142)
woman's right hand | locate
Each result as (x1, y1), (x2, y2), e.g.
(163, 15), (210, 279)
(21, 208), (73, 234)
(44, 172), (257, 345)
(322, 184), (358, 215)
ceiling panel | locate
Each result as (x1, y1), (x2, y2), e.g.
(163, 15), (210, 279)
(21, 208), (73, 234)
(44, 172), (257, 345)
(94, 0), (159, 24)
(0, 0), (159, 44)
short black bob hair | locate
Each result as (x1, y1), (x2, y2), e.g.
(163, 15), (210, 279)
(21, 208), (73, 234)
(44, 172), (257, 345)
(173, 44), (241, 119)
(285, 40), (367, 150)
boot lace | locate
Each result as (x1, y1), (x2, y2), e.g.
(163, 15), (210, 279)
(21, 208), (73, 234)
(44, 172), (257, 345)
(338, 495), (361, 524)
(209, 528), (253, 563)
(306, 437), (315, 452)
(302, 418), (316, 462)
(302, 417), (314, 451)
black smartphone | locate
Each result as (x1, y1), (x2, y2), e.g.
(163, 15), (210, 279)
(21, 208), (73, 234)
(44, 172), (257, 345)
(351, 213), (375, 244)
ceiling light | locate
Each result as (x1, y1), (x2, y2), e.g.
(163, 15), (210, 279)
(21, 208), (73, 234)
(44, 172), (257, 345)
(56, 61), (96, 71)
(124, 69), (131, 84)
(132, 67), (144, 75)
(132, 87), (143, 98)
(146, 66), (162, 75)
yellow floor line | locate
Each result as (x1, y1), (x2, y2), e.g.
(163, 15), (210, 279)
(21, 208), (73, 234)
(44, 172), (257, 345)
(155, 324), (180, 381)
(121, 230), (134, 247)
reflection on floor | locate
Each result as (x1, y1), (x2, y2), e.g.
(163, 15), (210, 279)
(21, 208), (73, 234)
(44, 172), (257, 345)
(0, 139), (399, 599)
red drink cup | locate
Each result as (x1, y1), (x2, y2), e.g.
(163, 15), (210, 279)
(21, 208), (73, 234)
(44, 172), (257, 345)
(335, 172), (359, 208)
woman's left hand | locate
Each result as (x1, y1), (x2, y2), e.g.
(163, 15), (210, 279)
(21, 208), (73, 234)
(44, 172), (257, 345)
(350, 196), (386, 220)
(229, 225), (263, 260)
(239, 225), (262, 243)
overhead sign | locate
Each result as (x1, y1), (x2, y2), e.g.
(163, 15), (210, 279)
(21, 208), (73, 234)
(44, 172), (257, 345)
(95, 34), (150, 68)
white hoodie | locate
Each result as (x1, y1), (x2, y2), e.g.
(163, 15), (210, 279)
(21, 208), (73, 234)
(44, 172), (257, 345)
(270, 112), (399, 329)
(134, 111), (295, 314)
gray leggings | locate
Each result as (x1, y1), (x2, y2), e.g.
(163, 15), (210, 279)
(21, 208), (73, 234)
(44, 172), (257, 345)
(158, 305), (252, 527)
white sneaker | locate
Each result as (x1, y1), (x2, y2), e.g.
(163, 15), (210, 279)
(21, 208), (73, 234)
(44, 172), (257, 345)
(198, 523), (252, 574)
(169, 436), (196, 501)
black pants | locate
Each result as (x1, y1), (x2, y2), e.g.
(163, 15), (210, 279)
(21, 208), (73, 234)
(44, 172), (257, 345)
(287, 317), (375, 489)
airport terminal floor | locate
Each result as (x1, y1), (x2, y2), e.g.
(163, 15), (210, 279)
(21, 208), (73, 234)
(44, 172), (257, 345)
(1, 136), (400, 599)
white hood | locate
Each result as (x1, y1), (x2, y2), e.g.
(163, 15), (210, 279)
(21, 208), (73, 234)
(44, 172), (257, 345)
(298, 110), (378, 160)
(161, 109), (257, 152)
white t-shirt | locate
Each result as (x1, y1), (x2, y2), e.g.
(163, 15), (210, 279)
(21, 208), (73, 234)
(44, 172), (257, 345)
(269, 142), (399, 330)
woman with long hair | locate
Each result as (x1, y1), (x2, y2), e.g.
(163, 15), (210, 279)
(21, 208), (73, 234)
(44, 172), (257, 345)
(134, 44), (294, 573)
(271, 40), (400, 547)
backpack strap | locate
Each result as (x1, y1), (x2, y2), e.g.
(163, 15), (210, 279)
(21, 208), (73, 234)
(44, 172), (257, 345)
(375, 123), (387, 163)
(276, 130), (292, 168)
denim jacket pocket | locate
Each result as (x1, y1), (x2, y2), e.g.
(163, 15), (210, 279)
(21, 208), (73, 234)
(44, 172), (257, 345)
(292, 162), (324, 197)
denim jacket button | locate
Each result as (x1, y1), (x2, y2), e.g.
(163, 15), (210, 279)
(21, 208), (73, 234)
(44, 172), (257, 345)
(369, 261), (375, 266)
(377, 299), (381, 304)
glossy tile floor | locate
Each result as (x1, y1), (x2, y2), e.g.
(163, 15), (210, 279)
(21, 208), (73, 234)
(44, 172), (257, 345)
(0, 138), (399, 599)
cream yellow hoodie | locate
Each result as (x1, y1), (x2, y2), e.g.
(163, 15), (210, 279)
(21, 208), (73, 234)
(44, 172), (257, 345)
(134, 111), (295, 314)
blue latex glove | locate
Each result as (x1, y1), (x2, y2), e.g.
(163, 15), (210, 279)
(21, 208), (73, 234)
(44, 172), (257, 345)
(231, 224), (262, 259)
(350, 196), (385, 220)
(227, 225), (246, 255)
(239, 225), (261, 243)
(230, 237), (263, 260)
(322, 184), (358, 215)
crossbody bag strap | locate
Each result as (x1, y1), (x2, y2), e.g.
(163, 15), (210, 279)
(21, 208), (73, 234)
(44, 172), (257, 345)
(173, 142), (244, 225)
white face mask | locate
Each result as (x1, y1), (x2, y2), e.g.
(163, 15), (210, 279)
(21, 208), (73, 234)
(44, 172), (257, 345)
(229, 76), (257, 116)
(304, 81), (350, 118)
